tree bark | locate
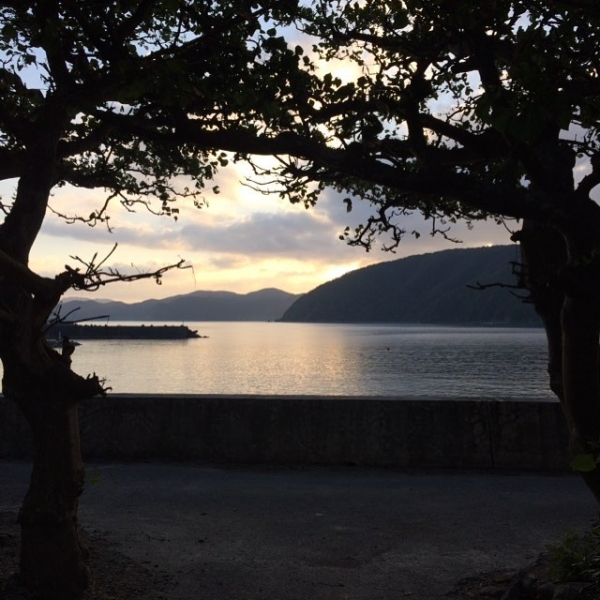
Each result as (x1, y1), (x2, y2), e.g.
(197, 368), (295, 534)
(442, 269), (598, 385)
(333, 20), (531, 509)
(1, 336), (103, 600)
(0, 91), (101, 597)
(0, 277), (102, 598)
(516, 216), (600, 503)
(561, 290), (600, 503)
(17, 396), (89, 600)
(514, 220), (566, 401)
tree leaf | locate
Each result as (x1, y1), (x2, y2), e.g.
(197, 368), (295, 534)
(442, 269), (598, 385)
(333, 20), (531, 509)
(570, 454), (598, 473)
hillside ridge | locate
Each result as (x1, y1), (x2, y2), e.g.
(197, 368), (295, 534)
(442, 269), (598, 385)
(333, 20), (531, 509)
(60, 288), (301, 322)
(59, 247), (539, 325)
(279, 245), (539, 326)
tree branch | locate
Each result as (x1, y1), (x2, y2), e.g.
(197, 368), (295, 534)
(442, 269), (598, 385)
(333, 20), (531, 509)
(99, 113), (562, 222)
(0, 147), (27, 180)
(420, 114), (509, 154)
(65, 244), (190, 292)
(0, 247), (61, 298)
(57, 121), (115, 159)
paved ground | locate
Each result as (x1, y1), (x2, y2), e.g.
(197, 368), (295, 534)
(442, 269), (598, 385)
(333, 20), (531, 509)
(1, 461), (597, 600)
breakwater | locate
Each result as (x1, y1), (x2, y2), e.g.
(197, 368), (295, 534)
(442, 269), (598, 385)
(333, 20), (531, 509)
(0, 395), (570, 470)
(47, 323), (201, 340)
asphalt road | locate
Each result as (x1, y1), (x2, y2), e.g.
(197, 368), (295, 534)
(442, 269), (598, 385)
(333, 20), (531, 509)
(1, 461), (597, 599)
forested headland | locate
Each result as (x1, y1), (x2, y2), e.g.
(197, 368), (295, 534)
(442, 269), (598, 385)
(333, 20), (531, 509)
(280, 246), (539, 326)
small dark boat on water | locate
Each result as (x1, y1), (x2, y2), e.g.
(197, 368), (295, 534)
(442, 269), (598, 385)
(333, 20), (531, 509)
(47, 323), (202, 341)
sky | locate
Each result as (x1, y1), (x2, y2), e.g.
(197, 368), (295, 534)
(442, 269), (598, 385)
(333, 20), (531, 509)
(1, 8), (597, 308)
(13, 163), (517, 304)
(3, 16), (587, 305)
(8, 31), (520, 304)
(24, 141), (594, 305)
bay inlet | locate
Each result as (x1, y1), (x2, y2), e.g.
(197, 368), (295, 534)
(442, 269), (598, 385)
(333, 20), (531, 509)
(32, 322), (553, 398)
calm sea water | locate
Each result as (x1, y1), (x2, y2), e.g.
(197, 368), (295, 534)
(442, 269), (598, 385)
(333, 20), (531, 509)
(55, 322), (553, 398)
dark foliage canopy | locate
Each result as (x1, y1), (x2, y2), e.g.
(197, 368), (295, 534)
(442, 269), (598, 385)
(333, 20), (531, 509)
(2, 3), (600, 597)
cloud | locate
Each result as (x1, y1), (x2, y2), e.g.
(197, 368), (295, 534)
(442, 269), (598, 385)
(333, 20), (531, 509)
(40, 216), (176, 248)
(39, 177), (516, 280)
(31, 151), (518, 304)
(178, 210), (344, 256)
(40, 200), (354, 262)
(315, 187), (515, 253)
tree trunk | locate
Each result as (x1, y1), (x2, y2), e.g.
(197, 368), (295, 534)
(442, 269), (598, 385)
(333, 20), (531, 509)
(17, 396), (89, 599)
(516, 217), (600, 503)
(0, 308), (102, 598)
(0, 90), (98, 599)
(514, 221), (566, 400)
(562, 291), (600, 503)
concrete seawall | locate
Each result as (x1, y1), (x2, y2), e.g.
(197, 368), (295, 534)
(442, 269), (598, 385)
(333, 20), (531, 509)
(0, 395), (570, 470)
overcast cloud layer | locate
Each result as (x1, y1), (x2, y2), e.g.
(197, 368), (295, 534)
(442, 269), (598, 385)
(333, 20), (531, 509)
(2, 22), (597, 304)
(26, 172), (516, 303)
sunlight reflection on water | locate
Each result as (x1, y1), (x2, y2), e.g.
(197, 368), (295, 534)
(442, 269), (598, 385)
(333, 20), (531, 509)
(56, 322), (552, 398)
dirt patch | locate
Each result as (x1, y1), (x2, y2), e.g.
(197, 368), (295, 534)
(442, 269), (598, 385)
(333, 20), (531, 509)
(447, 555), (599, 600)
(0, 511), (175, 600)
(3, 507), (598, 600)
(446, 567), (517, 599)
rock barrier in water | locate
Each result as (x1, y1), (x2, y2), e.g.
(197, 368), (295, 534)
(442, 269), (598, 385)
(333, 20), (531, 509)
(46, 323), (202, 340)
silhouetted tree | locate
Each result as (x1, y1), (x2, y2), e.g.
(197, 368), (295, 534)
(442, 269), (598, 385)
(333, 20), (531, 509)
(3, 1), (600, 596)
(260, 0), (600, 501)
(170, 0), (600, 501)
(0, 1), (298, 597)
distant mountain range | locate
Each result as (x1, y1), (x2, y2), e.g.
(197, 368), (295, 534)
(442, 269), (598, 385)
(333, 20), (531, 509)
(279, 245), (540, 326)
(59, 288), (301, 322)
(59, 246), (541, 326)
